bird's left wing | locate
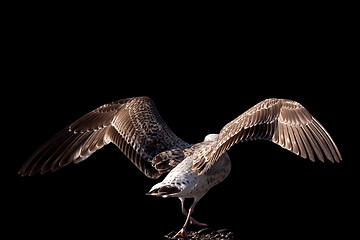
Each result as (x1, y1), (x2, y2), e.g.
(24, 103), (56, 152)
(194, 98), (342, 174)
(19, 96), (189, 178)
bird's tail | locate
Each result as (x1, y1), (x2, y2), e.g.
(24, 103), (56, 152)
(146, 185), (181, 197)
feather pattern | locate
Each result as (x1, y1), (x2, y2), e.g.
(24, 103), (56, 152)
(195, 98), (342, 174)
(20, 97), (341, 179)
(18, 97), (343, 237)
(19, 97), (189, 178)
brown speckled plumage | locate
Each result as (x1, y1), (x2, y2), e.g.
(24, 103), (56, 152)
(19, 97), (342, 237)
(19, 97), (189, 178)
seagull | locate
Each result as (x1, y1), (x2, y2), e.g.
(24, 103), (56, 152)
(19, 97), (342, 237)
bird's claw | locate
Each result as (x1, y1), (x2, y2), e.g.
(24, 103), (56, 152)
(175, 228), (187, 238)
(190, 217), (208, 227)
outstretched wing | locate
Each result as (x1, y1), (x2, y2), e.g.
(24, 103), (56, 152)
(19, 96), (189, 178)
(194, 98), (342, 174)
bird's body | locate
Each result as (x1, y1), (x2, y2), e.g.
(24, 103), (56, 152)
(147, 138), (232, 234)
(19, 97), (342, 237)
(148, 138), (231, 199)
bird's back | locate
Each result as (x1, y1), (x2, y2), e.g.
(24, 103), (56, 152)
(147, 141), (231, 199)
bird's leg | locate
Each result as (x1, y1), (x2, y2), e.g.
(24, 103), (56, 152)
(179, 197), (207, 227)
(179, 197), (187, 216)
(176, 200), (196, 237)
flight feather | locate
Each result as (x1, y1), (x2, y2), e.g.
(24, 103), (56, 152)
(19, 97), (189, 178)
(194, 98), (342, 174)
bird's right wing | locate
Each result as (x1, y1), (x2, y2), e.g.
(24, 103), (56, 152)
(193, 98), (342, 174)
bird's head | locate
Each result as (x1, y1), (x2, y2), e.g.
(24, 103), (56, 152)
(204, 134), (219, 142)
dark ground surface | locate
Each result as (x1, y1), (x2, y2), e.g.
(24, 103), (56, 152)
(164, 228), (235, 239)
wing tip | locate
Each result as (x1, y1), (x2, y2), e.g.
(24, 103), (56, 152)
(17, 170), (26, 177)
(18, 168), (35, 177)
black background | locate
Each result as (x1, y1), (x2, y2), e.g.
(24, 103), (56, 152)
(5, 3), (356, 239)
